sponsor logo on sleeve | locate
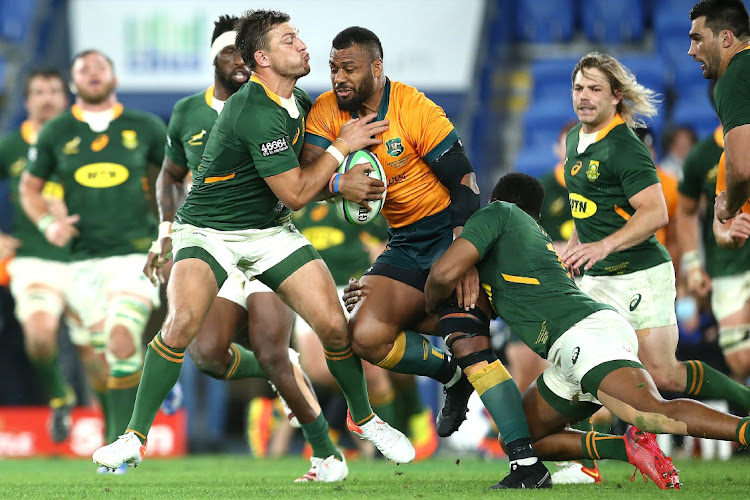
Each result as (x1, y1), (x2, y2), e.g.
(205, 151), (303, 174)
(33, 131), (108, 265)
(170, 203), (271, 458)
(260, 137), (289, 157)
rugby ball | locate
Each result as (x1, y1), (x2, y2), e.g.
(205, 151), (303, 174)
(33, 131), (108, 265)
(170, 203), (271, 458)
(335, 149), (387, 225)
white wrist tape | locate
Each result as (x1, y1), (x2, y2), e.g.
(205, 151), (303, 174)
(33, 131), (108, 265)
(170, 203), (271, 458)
(326, 144), (346, 165)
(149, 221), (172, 255)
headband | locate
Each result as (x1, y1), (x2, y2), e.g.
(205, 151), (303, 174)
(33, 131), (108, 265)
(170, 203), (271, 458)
(210, 31), (238, 62)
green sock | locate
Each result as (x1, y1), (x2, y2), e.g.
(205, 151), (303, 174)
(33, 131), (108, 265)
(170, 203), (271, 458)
(571, 420), (596, 468)
(684, 360), (750, 410)
(469, 360), (531, 444)
(377, 330), (455, 383)
(323, 344), (373, 424)
(108, 374), (140, 439)
(736, 417), (750, 446)
(581, 431), (627, 462)
(301, 413), (341, 460)
(95, 390), (117, 444)
(370, 387), (398, 427)
(222, 343), (267, 380)
(127, 332), (185, 443)
(30, 354), (68, 401)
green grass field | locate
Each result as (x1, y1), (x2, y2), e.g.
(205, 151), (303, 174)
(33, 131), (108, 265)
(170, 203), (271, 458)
(1, 455), (747, 499)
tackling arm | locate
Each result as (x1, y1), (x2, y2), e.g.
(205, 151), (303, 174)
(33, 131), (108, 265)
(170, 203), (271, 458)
(424, 238), (481, 314)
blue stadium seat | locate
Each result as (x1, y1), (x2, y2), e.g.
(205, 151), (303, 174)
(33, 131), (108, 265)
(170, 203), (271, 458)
(516, 0), (576, 43)
(616, 55), (667, 96)
(0, 0), (37, 43)
(0, 57), (7, 94)
(514, 147), (558, 179)
(523, 99), (577, 150)
(672, 99), (720, 139)
(653, 0), (694, 66)
(530, 57), (581, 101)
(581, 0), (645, 44)
(672, 62), (712, 102)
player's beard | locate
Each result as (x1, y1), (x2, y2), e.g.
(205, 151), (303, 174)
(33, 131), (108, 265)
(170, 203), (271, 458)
(702, 44), (722, 80)
(216, 67), (245, 94)
(336, 71), (375, 112)
(77, 79), (116, 105)
(272, 58), (310, 80)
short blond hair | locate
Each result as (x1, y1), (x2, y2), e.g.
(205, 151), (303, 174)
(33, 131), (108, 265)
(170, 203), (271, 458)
(572, 52), (660, 128)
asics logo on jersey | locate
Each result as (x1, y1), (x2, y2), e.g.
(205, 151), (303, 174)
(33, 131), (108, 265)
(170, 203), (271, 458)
(629, 293), (642, 311)
(572, 347), (580, 365)
(260, 137), (289, 157)
(569, 193), (598, 218)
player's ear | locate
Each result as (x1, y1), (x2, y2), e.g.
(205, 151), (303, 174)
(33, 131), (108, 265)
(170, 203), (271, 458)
(254, 50), (269, 69)
(372, 58), (383, 77)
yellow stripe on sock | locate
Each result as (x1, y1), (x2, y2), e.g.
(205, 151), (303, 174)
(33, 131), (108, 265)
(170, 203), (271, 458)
(586, 431), (596, 460)
(695, 361), (705, 395)
(376, 332), (407, 370)
(324, 345), (354, 361)
(355, 412), (375, 426)
(126, 428), (147, 442)
(152, 335), (185, 358)
(107, 371), (142, 390)
(150, 336), (185, 364)
(467, 360), (511, 396)
(738, 420), (749, 446)
(589, 432), (601, 460)
(224, 344), (241, 380)
(687, 360), (698, 396)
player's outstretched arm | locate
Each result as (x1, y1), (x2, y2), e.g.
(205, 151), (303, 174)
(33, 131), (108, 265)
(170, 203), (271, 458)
(19, 171), (78, 247)
(425, 238), (481, 315)
(265, 113), (387, 210)
(677, 194), (711, 296)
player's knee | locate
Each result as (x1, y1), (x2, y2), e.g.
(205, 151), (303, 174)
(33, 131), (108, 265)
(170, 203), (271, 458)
(643, 364), (684, 393)
(187, 341), (226, 378)
(313, 316), (350, 349)
(107, 327), (137, 360)
(253, 342), (289, 373)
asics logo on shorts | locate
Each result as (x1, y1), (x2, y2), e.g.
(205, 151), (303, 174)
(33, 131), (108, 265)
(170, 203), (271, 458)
(629, 293), (642, 311)
(571, 346), (580, 365)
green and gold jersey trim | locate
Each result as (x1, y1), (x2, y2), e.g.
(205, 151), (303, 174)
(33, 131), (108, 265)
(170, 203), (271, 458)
(204, 85), (215, 108)
(70, 103), (124, 122)
(249, 75), (282, 107)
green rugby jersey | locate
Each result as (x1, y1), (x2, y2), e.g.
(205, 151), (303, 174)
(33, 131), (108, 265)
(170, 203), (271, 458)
(460, 201), (612, 359)
(538, 164), (575, 243)
(0, 121), (69, 261)
(564, 116), (671, 275)
(165, 87), (219, 176)
(292, 202), (388, 285)
(26, 104), (166, 259)
(714, 47), (750, 134)
(679, 127), (750, 277)
(176, 76), (312, 231)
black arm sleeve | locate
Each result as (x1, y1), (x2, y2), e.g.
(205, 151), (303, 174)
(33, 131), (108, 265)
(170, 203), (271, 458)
(430, 140), (480, 227)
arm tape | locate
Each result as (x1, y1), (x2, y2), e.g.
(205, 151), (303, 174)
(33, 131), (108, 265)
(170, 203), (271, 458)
(430, 141), (479, 227)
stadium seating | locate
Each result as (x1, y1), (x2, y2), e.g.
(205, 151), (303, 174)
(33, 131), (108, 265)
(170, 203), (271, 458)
(515, 0), (576, 43)
(0, 57), (7, 95)
(523, 98), (577, 150)
(514, 146), (558, 179)
(672, 99), (720, 139)
(530, 57), (580, 102)
(581, 0), (646, 44)
(0, 0), (38, 43)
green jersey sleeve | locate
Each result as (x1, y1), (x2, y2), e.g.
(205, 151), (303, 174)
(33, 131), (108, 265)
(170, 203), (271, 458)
(611, 136), (659, 199)
(26, 121), (57, 180)
(237, 104), (300, 178)
(458, 203), (509, 260)
(715, 51), (750, 133)
(165, 102), (187, 167)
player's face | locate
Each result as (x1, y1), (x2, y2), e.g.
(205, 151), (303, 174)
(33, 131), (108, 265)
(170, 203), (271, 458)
(263, 22), (310, 79)
(215, 43), (250, 94)
(688, 17), (722, 80)
(25, 76), (67, 124)
(71, 52), (117, 105)
(329, 45), (378, 112)
(572, 67), (620, 133)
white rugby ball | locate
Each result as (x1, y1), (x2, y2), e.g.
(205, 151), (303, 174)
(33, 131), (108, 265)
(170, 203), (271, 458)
(335, 149), (387, 225)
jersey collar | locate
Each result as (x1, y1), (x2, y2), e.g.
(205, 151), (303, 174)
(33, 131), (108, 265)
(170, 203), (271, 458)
(71, 102), (124, 122)
(351, 77), (390, 121)
(204, 85), (215, 107)
(250, 74), (282, 106)
(20, 120), (38, 145)
(579, 114), (625, 143)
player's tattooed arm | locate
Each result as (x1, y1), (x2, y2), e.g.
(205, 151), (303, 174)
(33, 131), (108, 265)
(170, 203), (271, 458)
(156, 157), (190, 223)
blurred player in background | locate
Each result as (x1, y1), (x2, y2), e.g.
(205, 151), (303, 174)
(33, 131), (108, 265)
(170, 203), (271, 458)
(0, 68), (106, 444)
(145, 15), (345, 481)
(92, 9), (414, 474)
(20, 51), (166, 466)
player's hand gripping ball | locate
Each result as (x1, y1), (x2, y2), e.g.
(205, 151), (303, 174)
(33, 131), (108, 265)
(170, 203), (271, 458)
(335, 149), (386, 225)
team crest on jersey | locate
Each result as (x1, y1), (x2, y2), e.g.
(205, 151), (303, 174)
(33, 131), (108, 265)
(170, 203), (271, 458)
(122, 130), (138, 149)
(386, 137), (404, 157)
(63, 137), (81, 155)
(261, 137), (289, 157)
(188, 130), (206, 146)
(586, 160), (600, 181)
(707, 164), (718, 183)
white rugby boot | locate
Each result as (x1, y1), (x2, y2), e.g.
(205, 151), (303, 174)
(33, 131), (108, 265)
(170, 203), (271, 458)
(347, 410), (415, 463)
(295, 450), (348, 482)
(92, 432), (146, 470)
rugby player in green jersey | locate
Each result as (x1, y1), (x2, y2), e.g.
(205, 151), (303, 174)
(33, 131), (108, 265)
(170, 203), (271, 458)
(144, 15), (345, 481)
(93, 9), (414, 471)
(559, 53), (750, 418)
(0, 68), (109, 444)
(427, 172), (750, 490)
(689, 0), (750, 222)
(20, 50), (167, 463)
